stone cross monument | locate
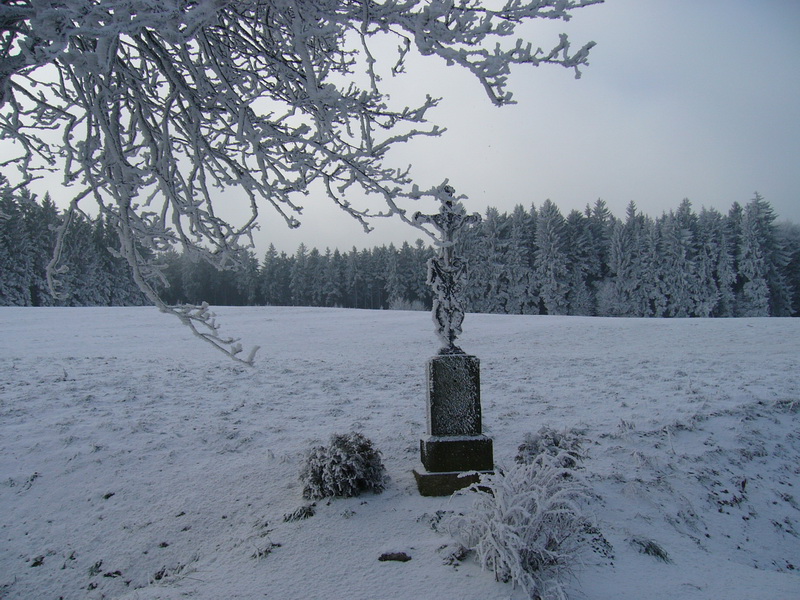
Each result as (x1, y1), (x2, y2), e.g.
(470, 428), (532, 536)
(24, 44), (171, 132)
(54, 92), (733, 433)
(412, 184), (494, 496)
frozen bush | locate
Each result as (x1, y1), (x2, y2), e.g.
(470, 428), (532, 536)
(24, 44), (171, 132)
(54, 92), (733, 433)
(300, 432), (386, 500)
(449, 454), (590, 600)
(516, 426), (586, 469)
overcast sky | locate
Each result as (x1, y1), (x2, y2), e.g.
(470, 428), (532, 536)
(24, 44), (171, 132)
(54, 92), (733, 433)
(254, 0), (800, 253)
(13, 0), (799, 255)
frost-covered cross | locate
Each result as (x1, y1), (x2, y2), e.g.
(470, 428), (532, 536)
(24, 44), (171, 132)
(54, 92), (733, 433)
(414, 185), (481, 355)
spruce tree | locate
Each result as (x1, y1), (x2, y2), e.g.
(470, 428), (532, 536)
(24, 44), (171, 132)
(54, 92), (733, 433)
(290, 243), (311, 306)
(505, 205), (535, 314)
(534, 200), (570, 315)
(0, 187), (33, 306)
(602, 219), (632, 316)
(696, 208), (735, 317)
(659, 200), (702, 317)
(25, 194), (62, 306)
(564, 209), (594, 316)
(734, 195), (790, 316)
(777, 222), (800, 317)
(322, 248), (345, 308)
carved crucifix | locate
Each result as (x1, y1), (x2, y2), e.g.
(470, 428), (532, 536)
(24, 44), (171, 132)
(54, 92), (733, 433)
(413, 184), (481, 354)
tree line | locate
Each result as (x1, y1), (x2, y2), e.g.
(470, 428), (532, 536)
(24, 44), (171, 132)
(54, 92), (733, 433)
(158, 195), (799, 317)
(157, 241), (435, 311)
(2, 182), (799, 317)
(0, 184), (147, 307)
(459, 196), (798, 318)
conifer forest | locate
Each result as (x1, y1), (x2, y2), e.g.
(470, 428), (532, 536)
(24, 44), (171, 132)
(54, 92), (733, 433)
(2, 185), (799, 318)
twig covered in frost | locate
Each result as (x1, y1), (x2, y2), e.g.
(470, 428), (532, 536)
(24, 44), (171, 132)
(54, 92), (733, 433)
(171, 303), (260, 366)
(0, 0), (601, 362)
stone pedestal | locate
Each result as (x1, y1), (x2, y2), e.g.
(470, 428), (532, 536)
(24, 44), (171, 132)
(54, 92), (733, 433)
(414, 354), (493, 496)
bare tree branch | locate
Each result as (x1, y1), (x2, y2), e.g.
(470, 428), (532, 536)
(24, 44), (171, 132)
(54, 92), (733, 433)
(0, 0), (601, 362)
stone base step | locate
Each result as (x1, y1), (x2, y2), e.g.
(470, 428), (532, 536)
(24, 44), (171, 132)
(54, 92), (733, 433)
(420, 434), (493, 473)
(412, 467), (492, 497)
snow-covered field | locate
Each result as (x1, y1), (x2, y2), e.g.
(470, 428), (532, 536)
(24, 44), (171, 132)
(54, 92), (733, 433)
(1, 306), (799, 600)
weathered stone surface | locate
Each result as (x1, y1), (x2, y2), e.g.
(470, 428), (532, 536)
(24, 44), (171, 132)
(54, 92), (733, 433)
(413, 468), (486, 497)
(415, 354), (493, 496)
(420, 435), (493, 473)
(426, 354), (481, 436)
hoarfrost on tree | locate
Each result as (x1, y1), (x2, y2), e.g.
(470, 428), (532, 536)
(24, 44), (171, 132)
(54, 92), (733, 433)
(0, 0), (601, 361)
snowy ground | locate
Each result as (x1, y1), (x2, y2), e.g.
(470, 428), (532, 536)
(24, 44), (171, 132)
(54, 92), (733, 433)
(1, 306), (799, 600)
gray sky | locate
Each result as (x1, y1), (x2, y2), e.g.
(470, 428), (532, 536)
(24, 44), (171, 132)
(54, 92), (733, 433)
(256, 0), (800, 253)
(13, 0), (800, 255)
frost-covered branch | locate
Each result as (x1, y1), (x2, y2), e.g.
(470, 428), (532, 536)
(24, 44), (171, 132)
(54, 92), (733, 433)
(1, 0), (601, 362)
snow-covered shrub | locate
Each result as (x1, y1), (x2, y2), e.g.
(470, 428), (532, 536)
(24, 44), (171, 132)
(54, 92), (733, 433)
(516, 426), (586, 469)
(449, 455), (590, 600)
(300, 432), (386, 500)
